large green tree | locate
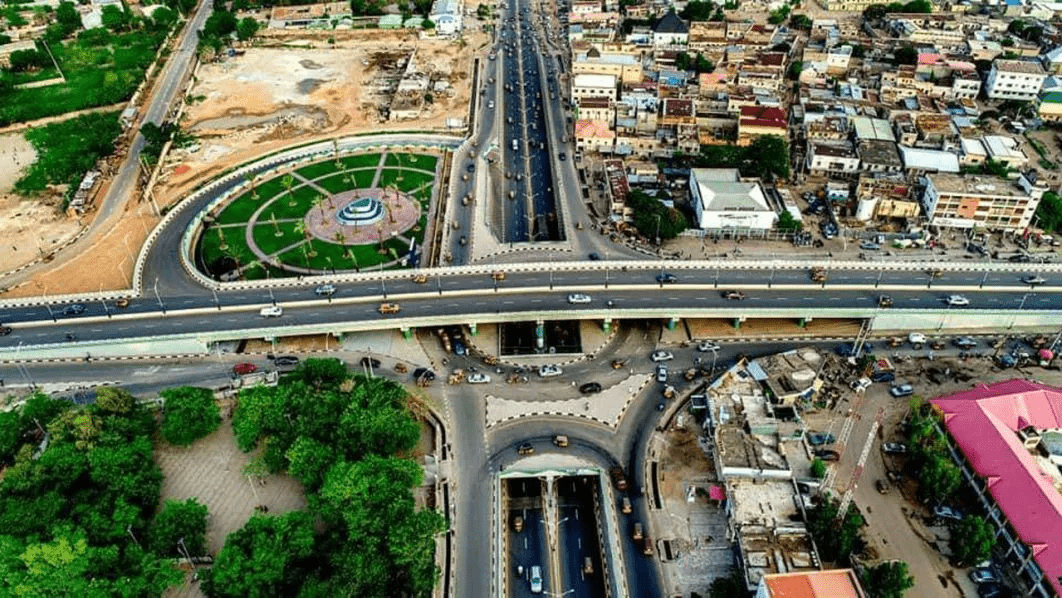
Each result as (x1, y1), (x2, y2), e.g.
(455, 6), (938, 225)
(150, 498), (209, 557)
(1035, 191), (1062, 232)
(806, 498), (864, 563)
(861, 560), (915, 598)
(160, 386), (222, 446)
(949, 515), (995, 566)
(917, 451), (962, 503)
(200, 511), (318, 597)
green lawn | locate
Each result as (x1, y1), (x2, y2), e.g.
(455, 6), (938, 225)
(377, 168), (435, 193)
(262, 186), (328, 220)
(252, 176), (290, 202)
(295, 160), (345, 181)
(384, 153), (438, 171)
(197, 224), (254, 272)
(341, 153), (383, 170)
(315, 170), (376, 195)
(253, 222), (304, 256)
(214, 192), (264, 225)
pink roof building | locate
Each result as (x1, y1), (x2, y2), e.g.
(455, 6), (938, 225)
(759, 569), (866, 598)
(932, 379), (1062, 598)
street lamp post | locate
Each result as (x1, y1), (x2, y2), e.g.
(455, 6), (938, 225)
(153, 277), (166, 314)
(98, 285), (111, 319)
(212, 288), (221, 310)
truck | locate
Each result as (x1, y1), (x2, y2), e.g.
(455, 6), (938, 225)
(448, 368), (466, 385)
(512, 139), (518, 151)
(810, 267), (827, 283)
(610, 466), (628, 491)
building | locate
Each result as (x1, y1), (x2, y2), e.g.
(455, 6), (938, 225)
(689, 168), (776, 231)
(738, 105), (787, 146)
(806, 142), (860, 175)
(574, 119), (615, 153)
(429, 0), (462, 35)
(757, 569), (867, 598)
(985, 59), (1048, 101)
(921, 172), (1045, 231)
(899, 146), (960, 175)
(268, 2), (352, 28)
(748, 347), (825, 406)
(1039, 91), (1062, 122)
(572, 73), (617, 103)
(572, 48), (643, 83)
(931, 380), (1062, 598)
(651, 11), (688, 47)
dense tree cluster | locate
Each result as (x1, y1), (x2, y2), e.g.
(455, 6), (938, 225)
(805, 497), (864, 564)
(0, 390), (187, 594)
(203, 358), (445, 597)
(626, 189), (689, 242)
(693, 135), (791, 181)
(160, 386), (222, 446)
(862, 560), (915, 598)
(904, 399), (962, 503)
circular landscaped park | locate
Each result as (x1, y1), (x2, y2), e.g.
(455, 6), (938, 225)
(195, 151), (439, 280)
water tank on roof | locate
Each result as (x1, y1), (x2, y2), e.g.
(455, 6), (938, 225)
(856, 197), (877, 221)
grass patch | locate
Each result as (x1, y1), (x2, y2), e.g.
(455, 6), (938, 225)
(214, 193), (265, 225)
(0, 30), (167, 126)
(377, 168), (435, 193)
(384, 152), (438, 171)
(340, 153), (382, 170)
(263, 185), (326, 219)
(15, 111), (121, 194)
(251, 176), (290, 203)
(253, 221), (304, 256)
(295, 160), (344, 181)
(197, 224), (254, 271)
(315, 170), (376, 194)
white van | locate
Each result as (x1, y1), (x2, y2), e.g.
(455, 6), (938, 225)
(530, 566), (543, 593)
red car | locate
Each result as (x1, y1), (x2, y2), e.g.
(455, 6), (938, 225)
(233, 363), (257, 375)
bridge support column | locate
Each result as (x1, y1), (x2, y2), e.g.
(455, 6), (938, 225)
(602, 318), (612, 333)
(469, 322), (478, 336)
(535, 320), (545, 350)
(667, 317), (679, 331)
(798, 317), (812, 328)
(732, 316), (745, 329)
(401, 327), (413, 340)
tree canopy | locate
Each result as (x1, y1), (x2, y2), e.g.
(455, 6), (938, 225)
(861, 560), (915, 598)
(1035, 191), (1062, 233)
(160, 386), (222, 446)
(626, 189), (689, 242)
(949, 515), (996, 567)
(149, 498), (209, 557)
(806, 498), (864, 563)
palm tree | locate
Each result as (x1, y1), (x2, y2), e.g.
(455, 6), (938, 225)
(282, 174), (296, 207)
(270, 213), (282, 237)
(333, 230), (348, 259)
(314, 195), (328, 220)
(294, 222), (317, 258)
(385, 186), (398, 224)
(376, 223), (386, 255)
(215, 226), (228, 252)
(245, 174), (258, 200)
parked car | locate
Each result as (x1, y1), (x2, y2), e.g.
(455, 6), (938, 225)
(609, 466), (627, 490)
(360, 357), (382, 369)
(655, 364), (668, 382)
(274, 356), (299, 367)
(467, 373), (491, 384)
(976, 583), (1004, 598)
(567, 293), (592, 304)
(259, 305), (283, 317)
(953, 336), (978, 349)
(882, 442), (907, 454)
(655, 273), (677, 284)
(850, 377), (872, 393)
(62, 304), (86, 316)
(889, 384), (914, 398)
(860, 241), (881, 250)
(538, 365), (563, 377)
(512, 515), (524, 532)
(650, 351), (674, 362)
(969, 568), (999, 585)
(233, 363), (257, 375)
(807, 433), (836, 446)
(721, 290), (745, 300)
(871, 371), (896, 383)
(314, 284), (337, 296)
(517, 442), (535, 455)
(908, 332), (927, 346)
(814, 449), (841, 461)
(0, 326), (12, 337)
(413, 368), (436, 382)
(932, 504), (963, 522)
(697, 341), (720, 352)
(835, 343), (857, 357)
(115, 298), (130, 308)
(945, 295), (970, 306)
(579, 382), (602, 394)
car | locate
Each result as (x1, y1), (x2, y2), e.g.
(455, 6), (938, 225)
(538, 365), (563, 377)
(889, 384), (914, 398)
(871, 371), (895, 383)
(579, 382), (602, 394)
(411, 273), (428, 284)
(62, 304), (86, 316)
(460, 235), (468, 246)
(835, 343), (857, 357)
(260, 305), (283, 317)
(0, 326), (11, 337)
(360, 357), (382, 369)
(655, 273), (677, 284)
(697, 341), (720, 352)
(314, 284), (337, 296)
(1022, 275), (1046, 285)
(558, 152), (566, 160)
(529, 566), (543, 593)
(976, 582), (1004, 598)
(908, 332), (927, 346)
(567, 293), (591, 304)
(274, 356), (299, 367)
(488, 100), (495, 109)
(814, 449), (840, 461)
(378, 303), (401, 314)
(491, 270), (506, 281)
(953, 336), (978, 349)
(650, 351), (674, 362)
(656, 402), (666, 411)
(655, 364), (668, 383)
(932, 504), (963, 522)
(587, 252), (600, 260)
(115, 298), (130, 308)
(882, 442), (907, 454)
(467, 373), (491, 384)
(860, 241), (881, 250)
(413, 368), (436, 382)
(878, 295), (893, 308)
(927, 268), (943, 278)
(466, 163), (475, 173)
(850, 377), (872, 393)
(233, 363), (257, 375)
(609, 466), (628, 490)
(512, 515), (524, 532)
(721, 290), (746, 300)
(945, 295), (970, 306)
(517, 442), (535, 455)
(970, 568), (999, 584)
(807, 433), (836, 446)
(875, 479), (889, 494)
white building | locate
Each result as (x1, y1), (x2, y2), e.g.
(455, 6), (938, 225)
(429, 0), (462, 35)
(651, 11), (688, 47)
(806, 141), (860, 174)
(921, 172), (1045, 231)
(572, 73), (617, 103)
(985, 59), (1048, 101)
(689, 168), (776, 231)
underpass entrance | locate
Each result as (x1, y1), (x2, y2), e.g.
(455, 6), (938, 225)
(499, 320), (583, 356)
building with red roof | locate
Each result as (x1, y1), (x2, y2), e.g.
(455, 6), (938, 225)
(738, 105), (787, 146)
(931, 380), (1062, 598)
(758, 569), (866, 598)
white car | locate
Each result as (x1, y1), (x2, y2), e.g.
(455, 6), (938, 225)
(650, 350), (674, 362)
(567, 293), (591, 304)
(538, 365), (563, 377)
(314, 284), (336, 296)
(945, 295), (970, 306)
(908, 332), (927, 345)
(259, 305), (283, 317)
(1022, 275), (1047, 285)
(467, 373), (491, 384)
(697, 341), (720, 352)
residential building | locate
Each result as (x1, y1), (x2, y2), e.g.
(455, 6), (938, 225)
(572, 73), (617, 103)
(985, 59), (1048, 101)
(757, 569), (867, 598)
(572, 47), (643, 84)
(899, 146), (960, 175)
(858, 140), (903, 173)
(429, 0), (462, 35)
(931, 380), (1062, 598)
(1039, 91), (1062, 122)
(576, 97), (615, 126)
(921, 172), (1045, 231)
(982, 135), (1029, 168)
(574, 119), (615, 153)
(651, 11), (688, 47)
(807, 142), (861, 175)
(737, 105), (787, 146)
(689, 168), (776, 231)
